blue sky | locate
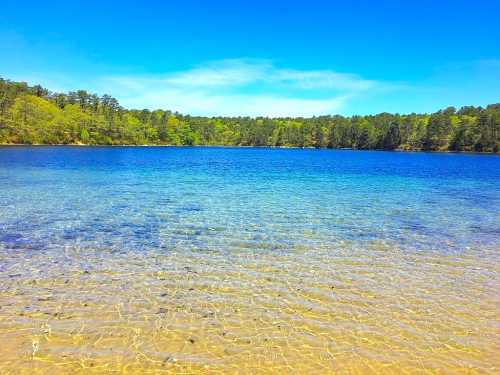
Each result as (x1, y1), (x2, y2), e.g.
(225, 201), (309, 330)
(1, 0), (499, 117)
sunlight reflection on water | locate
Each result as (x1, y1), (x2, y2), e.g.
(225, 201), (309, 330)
(0, 147), (499, 373)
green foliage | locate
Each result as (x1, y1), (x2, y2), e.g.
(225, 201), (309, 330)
(0, 77), (498, 152)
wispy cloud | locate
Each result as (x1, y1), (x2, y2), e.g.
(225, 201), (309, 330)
(100, 59), (386, 117)
(115, 89), (350, 117)
(272, 69), (378, 91)
(165, 59), (267, 88)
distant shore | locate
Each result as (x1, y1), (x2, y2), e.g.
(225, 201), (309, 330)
(2, 76), (499, 154)
(0, 143), (497, 154)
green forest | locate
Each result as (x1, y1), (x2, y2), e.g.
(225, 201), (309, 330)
(1, 77), (499, 152)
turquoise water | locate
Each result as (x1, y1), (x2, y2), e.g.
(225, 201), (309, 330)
(0, 147), (498, 255)
(0, 147), (499, 373)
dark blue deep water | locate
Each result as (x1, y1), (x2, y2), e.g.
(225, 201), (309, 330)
(0, 146), (498, 255)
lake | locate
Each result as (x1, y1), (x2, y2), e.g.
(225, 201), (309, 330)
(0, 146), (499, 373)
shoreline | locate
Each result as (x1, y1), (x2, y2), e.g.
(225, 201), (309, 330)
(0, 143), (497, 154)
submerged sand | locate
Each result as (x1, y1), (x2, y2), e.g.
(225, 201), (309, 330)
(0, 242), (498, 374)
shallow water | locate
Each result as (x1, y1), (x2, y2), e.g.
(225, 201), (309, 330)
(0, 147), (499, 374)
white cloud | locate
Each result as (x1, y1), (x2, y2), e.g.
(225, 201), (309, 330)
(99, 59), (384, 117)
(118, 89), (350, 117)
(165, 59), (268, 87)
(273, 69), (378, 91)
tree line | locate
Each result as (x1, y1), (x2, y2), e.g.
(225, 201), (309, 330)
(0, 77), (498, 152)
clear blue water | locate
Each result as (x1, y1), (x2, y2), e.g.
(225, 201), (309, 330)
(0, 146), (498, 255)
(1, 146), (499, 372)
